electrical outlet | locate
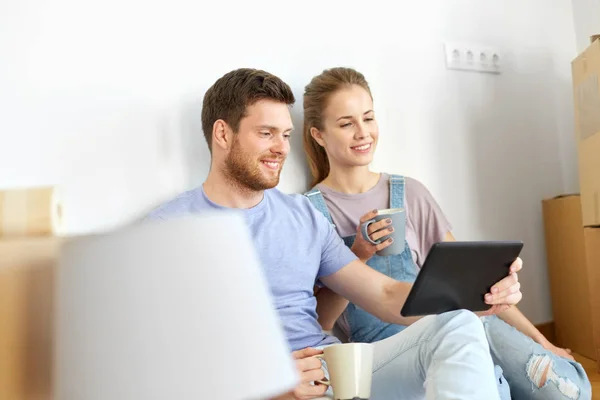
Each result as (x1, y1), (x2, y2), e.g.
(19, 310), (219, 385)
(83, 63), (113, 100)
(444, 42), (502, 74)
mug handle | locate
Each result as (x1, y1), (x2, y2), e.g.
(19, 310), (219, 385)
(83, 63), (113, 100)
(360, 219), (381, 245)
(311, 354), (331, 386)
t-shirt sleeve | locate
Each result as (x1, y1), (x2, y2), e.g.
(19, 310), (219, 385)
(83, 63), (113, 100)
(311, 206), (358, 279)
(405, 177), (453, 265)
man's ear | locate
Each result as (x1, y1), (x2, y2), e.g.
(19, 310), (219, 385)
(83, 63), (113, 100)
(310, 127), (326, 147)
(212, 119), (233, 151)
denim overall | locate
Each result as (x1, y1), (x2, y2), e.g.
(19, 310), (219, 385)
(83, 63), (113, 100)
(305, 174), (417, 343)
(306, 176), (527, 400)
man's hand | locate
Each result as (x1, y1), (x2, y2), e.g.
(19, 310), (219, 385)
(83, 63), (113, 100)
(477, 257), (523, 316)
(351, 210), (394, 261)
(272, 348), (328, 400)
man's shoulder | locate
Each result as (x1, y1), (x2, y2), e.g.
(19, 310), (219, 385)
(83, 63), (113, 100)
(266, 188), (317, 214)
(145, 187), (203, 221)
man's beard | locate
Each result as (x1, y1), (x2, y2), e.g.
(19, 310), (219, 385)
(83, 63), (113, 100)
(224, 138), (284, 192)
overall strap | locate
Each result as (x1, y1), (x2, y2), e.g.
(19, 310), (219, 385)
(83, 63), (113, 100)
(389, 174), (406, 210)
(304, 188), (335, 226)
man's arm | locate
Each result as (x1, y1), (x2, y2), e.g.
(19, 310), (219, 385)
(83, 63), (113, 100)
(320, 259), (422, 326)
(320, 247), (523, 327)
(312, 195), (522, 330)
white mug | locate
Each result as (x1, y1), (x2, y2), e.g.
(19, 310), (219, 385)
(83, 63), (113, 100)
(314, 343), (374, 400)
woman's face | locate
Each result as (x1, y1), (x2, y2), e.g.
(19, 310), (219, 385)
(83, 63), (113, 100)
(312, 85), (379, 168)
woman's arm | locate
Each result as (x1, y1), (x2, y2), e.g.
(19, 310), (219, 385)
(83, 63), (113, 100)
(314, 286), (349, 331)
(496, 306), (573, 359)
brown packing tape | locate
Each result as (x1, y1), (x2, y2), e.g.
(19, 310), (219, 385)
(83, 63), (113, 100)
(591, 34), (600, 44)
(0, 187), (62, 238)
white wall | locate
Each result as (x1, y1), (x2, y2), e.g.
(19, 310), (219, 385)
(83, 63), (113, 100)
(572, 0), (600, 52)
(0, 0), (579, 323)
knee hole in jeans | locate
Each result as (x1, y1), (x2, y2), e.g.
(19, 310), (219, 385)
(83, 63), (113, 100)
(526, 354), (580, 399)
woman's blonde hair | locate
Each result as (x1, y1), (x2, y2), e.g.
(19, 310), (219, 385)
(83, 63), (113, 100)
(302, 67), (373, 187)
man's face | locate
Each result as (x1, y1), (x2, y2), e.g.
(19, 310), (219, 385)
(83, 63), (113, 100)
(224, 99), (294, 191)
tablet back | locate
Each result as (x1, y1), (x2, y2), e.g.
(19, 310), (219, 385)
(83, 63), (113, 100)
(401, 241), (523, 317)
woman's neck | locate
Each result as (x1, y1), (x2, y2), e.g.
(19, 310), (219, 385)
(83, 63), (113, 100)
(321, 166), (380, 194)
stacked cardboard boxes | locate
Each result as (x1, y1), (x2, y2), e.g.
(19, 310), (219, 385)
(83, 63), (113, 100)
(542, 195), (599, 364)
(543, 36), (600, 371)
(572, 37), (600, 371)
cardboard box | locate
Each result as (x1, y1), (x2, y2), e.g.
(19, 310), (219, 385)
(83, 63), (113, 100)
(577, 134), (600, 227)
(572, 39), (600, 144)
(0, 237), (59, 400)
(542, 195), (597, 360)
(572, 39), (600, 227)
(583, 227), (600, 370)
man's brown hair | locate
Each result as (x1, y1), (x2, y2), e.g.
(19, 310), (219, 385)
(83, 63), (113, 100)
(201, 68), (296, 152)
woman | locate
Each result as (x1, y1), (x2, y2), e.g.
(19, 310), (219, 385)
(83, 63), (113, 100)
(302, 67), (591, 400)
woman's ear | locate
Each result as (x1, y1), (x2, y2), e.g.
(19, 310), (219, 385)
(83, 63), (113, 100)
(310, 127), (326, 147)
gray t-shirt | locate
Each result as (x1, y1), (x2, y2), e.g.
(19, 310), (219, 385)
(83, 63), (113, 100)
(146, 185), (358, 351)
(316, 173), (452, 267)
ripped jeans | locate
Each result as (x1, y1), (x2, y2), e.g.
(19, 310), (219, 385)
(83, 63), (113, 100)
(482, 315), (592, 400)
(320, 310), (502, 399)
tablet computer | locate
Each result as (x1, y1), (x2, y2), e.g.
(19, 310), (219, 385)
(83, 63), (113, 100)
(400, 240), (523, 317)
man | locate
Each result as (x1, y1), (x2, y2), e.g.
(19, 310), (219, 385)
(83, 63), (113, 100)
(146, 68), (524, 400)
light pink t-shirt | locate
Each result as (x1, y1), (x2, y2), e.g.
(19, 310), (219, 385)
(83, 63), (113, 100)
(316, 173), (452, 267)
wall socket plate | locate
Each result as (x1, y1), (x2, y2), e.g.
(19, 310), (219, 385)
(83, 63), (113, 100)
(444, 42), (502, 74)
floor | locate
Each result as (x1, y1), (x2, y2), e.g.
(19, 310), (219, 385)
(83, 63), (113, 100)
(575, 353), (599, 399)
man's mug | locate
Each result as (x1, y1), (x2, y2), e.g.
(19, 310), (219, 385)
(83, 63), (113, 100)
(314, 343), (374, 400)
(360, 208), (406, 256)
